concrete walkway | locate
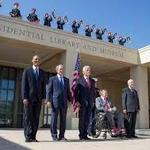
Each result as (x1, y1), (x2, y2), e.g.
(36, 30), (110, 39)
(0, 129), (150, 150)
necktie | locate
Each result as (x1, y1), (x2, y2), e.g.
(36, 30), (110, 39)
(86, 78), (91, 88)
(60, 76), (64, 87)
(35, 68), (39, 80)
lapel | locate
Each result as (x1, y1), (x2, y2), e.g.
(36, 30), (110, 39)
(81, 77), (88, 88)
(127, 87), (136, 97)
(82, 77), (91, 89)
(63, 77), (66, 87)
(89, 78), (92, 89)
(38, 68), (43, 81)
(30, 67), (42, 86)
(55, 75), (61, 88)
(30, 68), (37, 82)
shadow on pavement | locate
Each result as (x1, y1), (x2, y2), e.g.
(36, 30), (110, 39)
(0, 136), (31, 150)
(38, 135), (150, 143)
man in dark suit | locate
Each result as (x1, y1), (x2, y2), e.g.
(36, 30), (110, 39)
(27, 8), (40, 23)
(85, 25), (94, 37)
(9, 2), (22, 18)
(22, 55), (46, 142)
(72, 20), (82, 34)
(46, 64), (71, 141)
(75, 66), (96, 140)
(95, 28), (107, 40)
(122, 79), (140, 138)
(107, 32), (117, 43)
(44, 13), (53, 27)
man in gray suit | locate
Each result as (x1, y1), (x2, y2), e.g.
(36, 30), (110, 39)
(96, 89), (125, 134)
(122, 79), (140, 138)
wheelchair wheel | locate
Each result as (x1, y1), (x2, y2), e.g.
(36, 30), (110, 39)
(103, 132), (107, 140)
(91, 116), (102, 138)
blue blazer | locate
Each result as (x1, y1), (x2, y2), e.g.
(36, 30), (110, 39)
(46, 75), (71, 108)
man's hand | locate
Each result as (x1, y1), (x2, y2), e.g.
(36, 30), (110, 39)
(123, 109), (127, 114)
(137, 109), (140, 113)
(42, 99), (47, 105)
(47, 101), (51, 108)
(108, 108), (112, 112)
(23, 99), (29, 106)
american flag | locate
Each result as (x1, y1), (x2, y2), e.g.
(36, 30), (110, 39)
(71, 52), (80, 113)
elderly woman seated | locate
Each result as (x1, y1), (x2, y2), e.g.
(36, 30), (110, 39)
(95, 89), (125, 135)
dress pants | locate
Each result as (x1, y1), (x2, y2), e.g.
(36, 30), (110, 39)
(23, 101), (41, 140)
(79, 105), (92, 139)
(127, 112), (137, 136)
(50, 105), (67, 139)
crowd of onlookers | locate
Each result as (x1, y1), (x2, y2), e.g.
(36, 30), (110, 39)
(1, 2), (131, 46)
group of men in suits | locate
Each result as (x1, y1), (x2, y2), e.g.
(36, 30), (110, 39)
(21, 55), (140, 142)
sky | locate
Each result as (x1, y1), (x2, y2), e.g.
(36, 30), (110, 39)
(0, 0), (150, 49)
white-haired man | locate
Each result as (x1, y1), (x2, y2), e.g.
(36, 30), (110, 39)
(75, 66), (96, 140)
(122, 79), (140, 138)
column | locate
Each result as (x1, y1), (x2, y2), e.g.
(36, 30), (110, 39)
(130, 66), (149, 128)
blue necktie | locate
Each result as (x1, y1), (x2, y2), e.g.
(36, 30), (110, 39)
(35, 68), (39, 80)
(60, 77), (64, 87)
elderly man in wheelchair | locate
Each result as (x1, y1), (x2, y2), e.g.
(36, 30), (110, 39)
(91, 89), (125, 139)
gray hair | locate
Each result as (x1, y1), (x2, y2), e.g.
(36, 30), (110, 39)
(56, 64), (63, 71)
(127, 79), (134, 84)
(82, 65), (91, 72)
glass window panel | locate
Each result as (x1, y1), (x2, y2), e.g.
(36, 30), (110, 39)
(1, 79), (8, 89)
(0, 67), (17, 127)
(8, 80), (15, 90)
(0, 101), (7, 114)
(6, 101), (13, 114)
(0, 90), (7, 101)
(7, 90), (14, 101)
(48, 116), (51, 124)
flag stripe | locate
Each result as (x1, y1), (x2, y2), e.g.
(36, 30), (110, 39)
(71, 52), (80, 112)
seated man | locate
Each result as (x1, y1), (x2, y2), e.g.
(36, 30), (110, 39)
(95, 89), (125, 134)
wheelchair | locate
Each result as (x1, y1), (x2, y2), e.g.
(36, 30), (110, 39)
(90, 111), (112, 139)
(90, 111), (126, 139)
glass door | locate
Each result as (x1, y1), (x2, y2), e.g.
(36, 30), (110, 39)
(0, 67), (16, 127)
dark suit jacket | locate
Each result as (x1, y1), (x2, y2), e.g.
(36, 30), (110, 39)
(46, 75), (71, 108)
(122, 87), (140, 112)
(75, 77), (96, 108)
(21, 67), (46, 102)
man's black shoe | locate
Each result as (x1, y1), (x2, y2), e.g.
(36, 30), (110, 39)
(131, 135), (138, 138)
(32, 139), (39, 142)
(126, 135), (132, 138)
(25, 139), (32, 142)
(84, 137), (91, 140)
(52, 137), (58, 141)
(58, 137), (67, 141)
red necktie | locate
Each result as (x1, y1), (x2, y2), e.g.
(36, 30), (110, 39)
(86, 78), (91, 88)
